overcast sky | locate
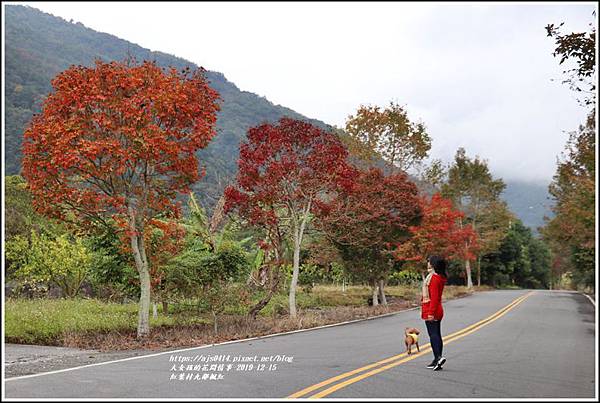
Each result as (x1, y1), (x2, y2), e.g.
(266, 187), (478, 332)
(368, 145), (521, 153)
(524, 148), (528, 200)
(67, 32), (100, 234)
(19, 1), (597, 183)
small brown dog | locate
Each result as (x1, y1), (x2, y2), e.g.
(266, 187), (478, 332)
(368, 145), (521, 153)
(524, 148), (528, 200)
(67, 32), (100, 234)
(404, 327), (420, 355)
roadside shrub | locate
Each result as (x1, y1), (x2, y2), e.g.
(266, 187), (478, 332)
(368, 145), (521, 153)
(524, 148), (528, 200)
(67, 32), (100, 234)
(6, 231), (93, 298)
(388, 270), (421, 286)
(298, 263), (325, 293)
(84, 227), (139, 300)
(164, 239), (250, 324)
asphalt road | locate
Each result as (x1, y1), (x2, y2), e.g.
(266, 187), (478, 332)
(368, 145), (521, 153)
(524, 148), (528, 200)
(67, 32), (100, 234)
(4, 290), (596, 399)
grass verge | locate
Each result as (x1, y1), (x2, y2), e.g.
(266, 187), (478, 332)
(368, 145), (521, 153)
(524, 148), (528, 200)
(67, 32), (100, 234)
(5, 285), (486, 351)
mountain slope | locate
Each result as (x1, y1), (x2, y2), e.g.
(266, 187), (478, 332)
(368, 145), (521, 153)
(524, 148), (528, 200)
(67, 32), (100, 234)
(4, 5), (330, 208)
(501, 180), (554, 233)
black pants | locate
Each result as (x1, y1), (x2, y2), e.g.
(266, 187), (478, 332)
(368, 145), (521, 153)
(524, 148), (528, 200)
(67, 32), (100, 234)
(425, 320), (443, 360)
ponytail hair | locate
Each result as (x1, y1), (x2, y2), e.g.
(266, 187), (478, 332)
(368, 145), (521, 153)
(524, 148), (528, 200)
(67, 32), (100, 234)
(428, 255), (448, 278)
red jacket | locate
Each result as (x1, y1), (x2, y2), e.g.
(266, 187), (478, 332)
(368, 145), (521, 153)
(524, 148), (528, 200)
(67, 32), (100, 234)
(421, 273), (447, 320)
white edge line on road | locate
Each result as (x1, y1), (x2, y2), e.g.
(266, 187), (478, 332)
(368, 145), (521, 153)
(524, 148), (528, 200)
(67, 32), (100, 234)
(547, 290), (596, 308)
(5, 305), (423, 382)
(582, 293), (596, 307)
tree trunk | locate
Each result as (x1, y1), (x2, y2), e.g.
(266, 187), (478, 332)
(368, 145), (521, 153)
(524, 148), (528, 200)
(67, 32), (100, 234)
(459, 217), (474, 289)
(136, 261), (151, 338)
(288, 202), (311, 319)
(63, 280), (73, 299)
(477, 257), (481, 287)
(289, 232), (301, 318)
(213, 312), (218, 335)
(249, 249), (281, 320)
(135, 260), (151, 338)
(249, 287), (275, 320)
(162, 300), (168, 315)
(465, 259), (473, 289)
(129, 206), (151, 339)
(378, 279), (387, 305)
(152, 302), (158, 319)
(371, 282), (379, 306)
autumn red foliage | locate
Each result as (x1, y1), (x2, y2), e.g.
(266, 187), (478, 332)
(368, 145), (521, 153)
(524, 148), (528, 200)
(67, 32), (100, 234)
(21, 59), (220, 337)
(316, 167), (421, 249)
(224, 117), (354, 317)
(225, 118), (353, 225)
(316, 167), (422, 303)
(393, 193), (478, 271)
(224, 117), (354, 252)
(22, 60), (220, 226)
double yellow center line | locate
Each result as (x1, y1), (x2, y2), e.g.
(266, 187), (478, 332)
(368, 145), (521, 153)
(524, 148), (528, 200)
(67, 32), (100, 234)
(288, 291), (534, 399)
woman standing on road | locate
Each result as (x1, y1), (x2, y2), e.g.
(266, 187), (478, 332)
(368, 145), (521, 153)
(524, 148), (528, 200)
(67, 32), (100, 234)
(422, 255), (448, 371)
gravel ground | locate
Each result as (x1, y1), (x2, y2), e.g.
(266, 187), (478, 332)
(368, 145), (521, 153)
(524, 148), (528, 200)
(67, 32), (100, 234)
(4, 344), (168, 378)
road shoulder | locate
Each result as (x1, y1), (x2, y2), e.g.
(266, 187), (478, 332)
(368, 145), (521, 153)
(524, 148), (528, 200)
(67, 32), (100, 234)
(4, 344), (164, 378)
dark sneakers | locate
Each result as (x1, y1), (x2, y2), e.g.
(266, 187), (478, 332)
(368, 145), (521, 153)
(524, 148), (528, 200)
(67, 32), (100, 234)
(432, 357), (446, 371)
(426, 359), (438, 369)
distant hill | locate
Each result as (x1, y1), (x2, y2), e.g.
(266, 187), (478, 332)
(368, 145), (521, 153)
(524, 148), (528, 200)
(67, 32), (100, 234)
(3, 5), (553, 232)
(4, 5), (330, 209)
(501, 180), (554, 234)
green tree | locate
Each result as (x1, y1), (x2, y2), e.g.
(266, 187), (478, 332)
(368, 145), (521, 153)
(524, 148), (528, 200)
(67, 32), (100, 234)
(528, 237), (552, 289)
(6, 231), (93, 298)
(542, 14), (595, 292)
(442, 148), (506, 288)
(85, 223), (139, 300)
(415, 158), (448, 196)
(542, 112), (595, 290)
(4, 175), (64, 242)
(486, 220), (551, 289)
(474, 201), (514, 286)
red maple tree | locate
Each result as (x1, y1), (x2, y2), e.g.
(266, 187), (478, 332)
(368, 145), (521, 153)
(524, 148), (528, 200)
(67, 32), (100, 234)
(22, 60), (220, 337)
(316, 167), (422, 305)
(393, 193), (479, 274)
(224, 117), (353, 318)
